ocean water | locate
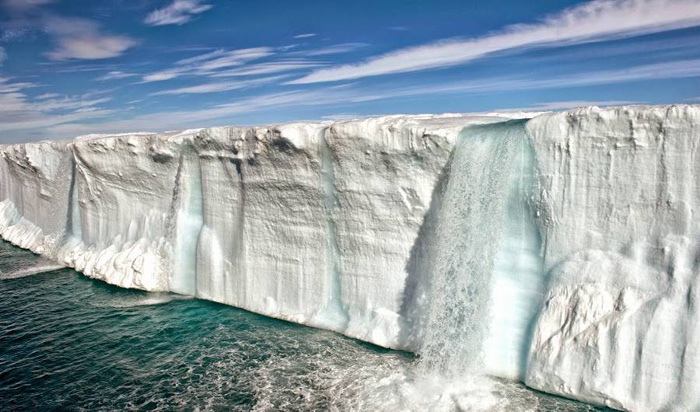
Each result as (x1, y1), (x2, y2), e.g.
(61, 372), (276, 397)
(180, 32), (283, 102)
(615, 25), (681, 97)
(0, 240), (608, 412)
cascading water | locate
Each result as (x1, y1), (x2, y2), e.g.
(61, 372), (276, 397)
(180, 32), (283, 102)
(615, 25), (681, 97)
(419, 120), (531, 379)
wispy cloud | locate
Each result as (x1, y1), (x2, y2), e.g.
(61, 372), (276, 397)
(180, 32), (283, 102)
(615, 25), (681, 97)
(209, 60), (326, 77)
(144, 0), (213, 26)
(142, 47), (274, 82)
(344, 58), (700, 103)
(96, 70), (138, 81)
(0, 78), (38, 93)
(149, 75), (285, 96)
(35, 92), (60, 100)
(44, 56), (700, 140)
(291, 0), (700, 84)
(293, 43), (368, 57)
(0, 78), (113, 138)
(49, 87), (357, 137)
(44, 16), (137, 60)
(2, 0), (54, 11)
(294, 33), (316, 39)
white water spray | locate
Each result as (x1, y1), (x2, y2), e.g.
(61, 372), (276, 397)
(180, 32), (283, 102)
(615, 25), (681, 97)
(419, 120), (528, 378)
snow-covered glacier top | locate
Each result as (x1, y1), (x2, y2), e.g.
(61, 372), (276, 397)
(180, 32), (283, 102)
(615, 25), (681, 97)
(2, 105), (699, 412)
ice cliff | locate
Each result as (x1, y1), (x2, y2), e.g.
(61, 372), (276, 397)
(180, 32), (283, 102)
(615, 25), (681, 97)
(1, 105), (699, 411)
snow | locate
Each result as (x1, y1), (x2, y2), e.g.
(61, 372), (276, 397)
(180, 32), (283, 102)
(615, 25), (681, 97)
(1, 106), (700, 411)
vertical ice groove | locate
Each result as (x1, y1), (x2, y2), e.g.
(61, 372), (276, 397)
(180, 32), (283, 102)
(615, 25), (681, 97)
(66, 155), (82, 239)
(168, 148), (204, 296)
(228, 155), (246, 305)
(419, 120), (526, 379)
(316, 129), (349, 329)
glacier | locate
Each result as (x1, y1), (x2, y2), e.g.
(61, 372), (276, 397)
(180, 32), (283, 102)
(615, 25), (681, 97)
(1, 105), (699, 411)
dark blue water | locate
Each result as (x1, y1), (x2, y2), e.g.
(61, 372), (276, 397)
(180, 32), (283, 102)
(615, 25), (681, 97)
(0, 241), (607, 411)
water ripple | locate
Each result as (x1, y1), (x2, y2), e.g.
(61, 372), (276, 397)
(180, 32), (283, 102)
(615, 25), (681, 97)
(0, 241), (609, 412)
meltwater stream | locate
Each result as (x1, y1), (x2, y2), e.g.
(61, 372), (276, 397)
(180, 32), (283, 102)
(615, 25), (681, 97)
(420, 120), (525, 378)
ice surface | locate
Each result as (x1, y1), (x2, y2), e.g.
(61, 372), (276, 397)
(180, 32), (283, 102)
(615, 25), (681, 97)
(1, 106), (700, 411)
(525, 105), (700, 411)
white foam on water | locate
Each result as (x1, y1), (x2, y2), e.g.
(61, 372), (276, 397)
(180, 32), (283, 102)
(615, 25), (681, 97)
(0, 263), (66, 280)
(91, 294), (192, 308)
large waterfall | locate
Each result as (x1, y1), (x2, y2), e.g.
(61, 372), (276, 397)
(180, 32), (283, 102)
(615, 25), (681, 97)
(419, 120), (542, 380)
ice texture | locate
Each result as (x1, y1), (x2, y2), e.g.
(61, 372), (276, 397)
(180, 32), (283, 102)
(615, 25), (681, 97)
(525, 105), (700, 412)
(1, 106), (699, 411)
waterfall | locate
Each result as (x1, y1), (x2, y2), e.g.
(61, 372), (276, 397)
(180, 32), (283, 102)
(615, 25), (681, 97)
(169, 151), (203, 296)
(419, 120), (530, 379)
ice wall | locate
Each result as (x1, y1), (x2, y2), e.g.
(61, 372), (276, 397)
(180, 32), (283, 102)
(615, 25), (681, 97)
(0, 114), (507, 351)
(2, 106), (700, 411)
(526, 105), (700, 412)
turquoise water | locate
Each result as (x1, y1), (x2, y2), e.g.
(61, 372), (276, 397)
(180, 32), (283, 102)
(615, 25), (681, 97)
(0, 241), (607, 411)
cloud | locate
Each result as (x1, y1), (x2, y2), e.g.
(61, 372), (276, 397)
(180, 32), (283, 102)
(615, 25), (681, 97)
(96, 71), (138, 81)
(343, 58), (700, 104)
(144, 0), (213, 26)
(42, 55), (700, 141)
(291, 0), (700, 84)
(0, 78), (113, 139)
(0, 46), (5, 64)
(0, 78), (38, 93)
(294, 33), (316, 39)
(293, 43), (367, 57)
(48, 87), (357, 137)
(149, 75), (285, 95)
(209, 60), (326, 77)
(2, 0), (54, 11)
(141, 47), (275, 82)
(35, 93), (60, 100)
(142, 71), (181, 82)
(44, 17), (137, 60)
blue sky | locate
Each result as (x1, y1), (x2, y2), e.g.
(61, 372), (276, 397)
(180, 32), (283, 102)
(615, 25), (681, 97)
(0, 0), (699, 142)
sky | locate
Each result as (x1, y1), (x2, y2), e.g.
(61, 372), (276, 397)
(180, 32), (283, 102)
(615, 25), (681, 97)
(0, 0), (699, 142)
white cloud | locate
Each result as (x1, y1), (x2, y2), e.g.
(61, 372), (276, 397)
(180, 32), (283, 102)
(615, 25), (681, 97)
(210, 60), (326, 77)
(291, 0), (700, 84)
(2, 0), (54, 11)
(294, 33), (316, 39)
(141, 47), (275, 82)
(0, 79), (113, 139)
(150, 75), (285, 95)
(33, 57), (700, 142)
(343, 58), (700, 103)
(188, 48), (274, 72)
(294, 43), (367, 57)
(142, 71), (181, 83)
(96, 71), (138, 81)
(0, 78), (38, 93)
(44, 17), (137, 60)
(144, 0), (213, 26)
(48, 87), (356, 137)
(35, 93), (60, 100)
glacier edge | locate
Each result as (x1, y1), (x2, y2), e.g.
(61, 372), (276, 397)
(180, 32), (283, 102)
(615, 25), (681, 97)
(2, 106), (700, 412)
